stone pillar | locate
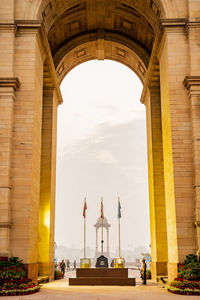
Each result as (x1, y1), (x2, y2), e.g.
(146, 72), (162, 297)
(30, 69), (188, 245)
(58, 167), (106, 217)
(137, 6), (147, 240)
(145, 86), (168, 279)
(0, 78), (20, 257)
(184, 20), (200, 259)
(0, 3), (16, 258)
(184, 77), (200, 258)
(38, 87), (58, 281)
(10, 22), (44, 282)
(159, 21), (196, 280)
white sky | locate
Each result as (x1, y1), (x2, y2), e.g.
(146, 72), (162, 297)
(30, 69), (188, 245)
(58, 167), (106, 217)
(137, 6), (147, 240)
(55, 60), (150, 255)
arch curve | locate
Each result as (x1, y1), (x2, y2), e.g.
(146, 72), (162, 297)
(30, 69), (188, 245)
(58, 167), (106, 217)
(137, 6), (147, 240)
(21, 0), (178, 21)
(56, 39), (147, 84)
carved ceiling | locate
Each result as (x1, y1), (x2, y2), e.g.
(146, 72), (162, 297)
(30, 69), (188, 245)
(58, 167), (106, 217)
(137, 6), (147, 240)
(38, 0), (162, 69)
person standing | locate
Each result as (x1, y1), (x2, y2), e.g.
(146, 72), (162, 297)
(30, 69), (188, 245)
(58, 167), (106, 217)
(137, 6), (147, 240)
(141, 258), (147, 285)
(67, 259), (70, 271)
(60, 259), (66, 276)
(73, 259), (76, 270)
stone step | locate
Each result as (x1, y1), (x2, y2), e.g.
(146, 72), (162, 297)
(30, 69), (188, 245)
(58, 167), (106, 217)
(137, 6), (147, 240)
(76, 268), (128, 278)
(69, 277), (136, 286)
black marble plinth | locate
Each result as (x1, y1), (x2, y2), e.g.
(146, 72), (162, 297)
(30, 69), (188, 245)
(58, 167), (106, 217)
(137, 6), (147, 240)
(95, 255), (108, 268)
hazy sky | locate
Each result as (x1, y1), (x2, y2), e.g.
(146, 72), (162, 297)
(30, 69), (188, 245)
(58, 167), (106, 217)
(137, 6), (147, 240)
(55, 60), (150, 255)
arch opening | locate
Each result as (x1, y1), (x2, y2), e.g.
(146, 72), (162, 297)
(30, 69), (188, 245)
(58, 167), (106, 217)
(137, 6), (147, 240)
(54, 59), (150, 269)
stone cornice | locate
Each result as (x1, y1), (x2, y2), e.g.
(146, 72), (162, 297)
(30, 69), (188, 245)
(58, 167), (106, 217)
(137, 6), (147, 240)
(0, 77), (20, 90)
(161, 19), (200, 35)
(161, 18), (188, 27)
(186, 21), (200, 30)
(160, 18), (188, 34)
(0, 20), (42, 33)
(15, 20), (42, 29)
(184, 76), (200, 89)
(0, 222), (12, 229)
(0, 23), (16, 32)
(15, 20), (42, 35)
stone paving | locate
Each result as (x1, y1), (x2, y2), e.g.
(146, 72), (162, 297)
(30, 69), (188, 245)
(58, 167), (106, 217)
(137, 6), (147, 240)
(2, 270), (200, 300)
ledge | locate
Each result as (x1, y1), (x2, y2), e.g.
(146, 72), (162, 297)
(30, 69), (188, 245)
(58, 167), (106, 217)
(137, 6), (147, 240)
(0, 222), (12, 229)
(15, 20), (42, 29)
(161, 18), (188, 26)
(0, 77), (20, 90)
(184, 76), (200, 89)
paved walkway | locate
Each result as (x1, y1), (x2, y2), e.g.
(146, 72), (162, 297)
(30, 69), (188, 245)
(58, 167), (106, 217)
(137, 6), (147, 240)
(3, 271), (199, 299)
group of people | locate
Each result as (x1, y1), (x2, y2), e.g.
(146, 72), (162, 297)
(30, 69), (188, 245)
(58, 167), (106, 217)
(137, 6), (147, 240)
(59, 259), (77, 276)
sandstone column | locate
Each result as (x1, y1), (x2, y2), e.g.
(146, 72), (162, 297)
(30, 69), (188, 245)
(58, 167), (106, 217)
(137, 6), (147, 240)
(38, 87), (58, 281)
(10, 21), (44, 282)
(0, 1), (16, 258)
(159, 21), (196, 280)
(0, 78), (20, 257)
(184, 77), (200, 259)
(146, 85), (168, 279)
(184, 19), (200, 259)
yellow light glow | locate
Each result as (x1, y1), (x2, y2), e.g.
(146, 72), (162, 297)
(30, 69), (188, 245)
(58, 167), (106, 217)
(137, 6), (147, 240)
(44, 210), (50, 228)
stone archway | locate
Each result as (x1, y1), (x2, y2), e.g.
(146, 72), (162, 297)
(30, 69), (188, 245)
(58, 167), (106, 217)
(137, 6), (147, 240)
(0, 0), (199, 283)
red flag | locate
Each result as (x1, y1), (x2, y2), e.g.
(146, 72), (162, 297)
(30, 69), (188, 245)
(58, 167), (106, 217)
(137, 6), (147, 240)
(101, 198), (104, 219)
(83, 198), (87, 218)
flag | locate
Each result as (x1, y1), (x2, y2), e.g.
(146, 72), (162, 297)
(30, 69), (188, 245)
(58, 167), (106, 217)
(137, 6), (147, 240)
(83, 198), (87, 218)
(118, 199), (121, 219)
(101, 198), (104, 219)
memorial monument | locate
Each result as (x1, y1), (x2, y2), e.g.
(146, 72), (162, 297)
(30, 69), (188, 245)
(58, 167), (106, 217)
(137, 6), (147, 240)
(69, 197), (135, 286)
(94, 198), (111, 268)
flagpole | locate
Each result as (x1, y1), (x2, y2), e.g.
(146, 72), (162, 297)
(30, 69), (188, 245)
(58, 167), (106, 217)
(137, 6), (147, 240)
(101, 197), (103, 255)
(84, 197), (86, 258)
(118, 197), (121, 258)
(118, 218), (121, 258)
(84, 217), (86, 258)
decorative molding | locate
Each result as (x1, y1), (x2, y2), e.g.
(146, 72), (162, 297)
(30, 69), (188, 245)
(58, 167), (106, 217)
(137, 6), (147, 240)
(0, 23), (16, 32)
(116, 47), (126, 57)
(0, 77), (20, 90)
(70, 21), (80, 31)
(161, 18), (188, 27)
(138, 61), (146, 76)
(0, 186), (11, 189)
(0, 222), (12, 229)
(57, 63), (65, 76)
(184, 76), (200, 89)
(150, 0), (160, 17)
(75, 48), (87, 58)
(161, 18), (188, 34)
(122, 19), (133, 30)
(186, 21), (200, 30)
(42, 2), (52, 19)
(15, 20), (42, 29)
(15, 20), (42, 35)
(184, 76), (200, 97)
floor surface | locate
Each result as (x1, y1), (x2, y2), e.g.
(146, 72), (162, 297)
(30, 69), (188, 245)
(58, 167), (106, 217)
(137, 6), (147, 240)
(3, 269), (199, 300)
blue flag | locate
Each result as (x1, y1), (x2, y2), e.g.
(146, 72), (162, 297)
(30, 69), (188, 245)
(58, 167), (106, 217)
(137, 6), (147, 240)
(118, 200), (121, 219)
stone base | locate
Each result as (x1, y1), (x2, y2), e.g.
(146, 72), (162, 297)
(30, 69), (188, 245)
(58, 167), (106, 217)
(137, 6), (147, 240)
(69, 277), (135, 286)
(151, 262), (168, 280)
(24, 263), (38, 284)
(69, 268), (135, 286)
(38, 261), (54, 281)
(77, 268), (128, 277)
(167, 262), (178, 282)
